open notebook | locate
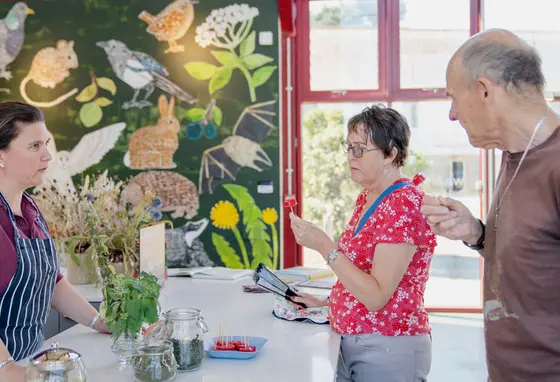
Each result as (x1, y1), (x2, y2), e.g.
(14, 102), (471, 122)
(167, 267), (253, 280)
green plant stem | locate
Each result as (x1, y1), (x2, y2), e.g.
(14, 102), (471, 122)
(231, 49), (256, 102)
(232, 226), (250, 269)
(271, 223), (279, 270)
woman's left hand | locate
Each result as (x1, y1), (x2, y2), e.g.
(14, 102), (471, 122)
(289, 212), (335, 254)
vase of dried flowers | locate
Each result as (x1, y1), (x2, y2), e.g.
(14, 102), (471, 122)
(65, 243), (96, 285)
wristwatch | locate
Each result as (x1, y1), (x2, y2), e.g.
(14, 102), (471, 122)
(326, 248), (341, 266)
(463, 219), (485, 250)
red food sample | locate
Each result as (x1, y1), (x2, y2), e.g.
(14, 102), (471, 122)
(237, 345), (256, 352)
(214, 342), (236, 351)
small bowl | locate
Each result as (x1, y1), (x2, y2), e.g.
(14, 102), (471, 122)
(204, 336), (267, 360)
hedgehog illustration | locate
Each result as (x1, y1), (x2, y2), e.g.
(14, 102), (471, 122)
(121, 171), (199, 219)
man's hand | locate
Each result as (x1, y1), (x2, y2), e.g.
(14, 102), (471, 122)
(420, 195), (483, 244)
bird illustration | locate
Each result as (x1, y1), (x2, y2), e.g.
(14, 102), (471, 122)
(138, 0), (197, 54)
(96, 39), (197, 109)
(0, 2), (34, 80)
(38, 122), (126, 194)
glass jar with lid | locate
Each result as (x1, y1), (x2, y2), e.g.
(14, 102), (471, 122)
(25, 342), (87, 382)
(132, 340), (177, 382)
(144, 308), (209, 372)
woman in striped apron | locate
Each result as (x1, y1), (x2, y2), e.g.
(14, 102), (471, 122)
(0, 102), (110, 381)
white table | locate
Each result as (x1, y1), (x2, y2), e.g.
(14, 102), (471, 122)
(34, 278), (340, 381)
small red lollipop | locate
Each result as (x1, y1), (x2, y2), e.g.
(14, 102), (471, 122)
(284, 196), (298, 213)
(412, 173), (426, 186)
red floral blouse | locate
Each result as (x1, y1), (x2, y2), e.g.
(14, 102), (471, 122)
(328, 177), (437, 336)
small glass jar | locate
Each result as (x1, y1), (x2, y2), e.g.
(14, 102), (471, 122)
(145, 308), (209, 372)
(25, 342), (87, 382)
(133, 340), (177, 382)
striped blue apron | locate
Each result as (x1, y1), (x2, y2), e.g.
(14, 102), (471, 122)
(0, 192), (58, 361)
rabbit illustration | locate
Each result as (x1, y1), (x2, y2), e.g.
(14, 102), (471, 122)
(121, 170), (199, 219)
(165, 218), (215, 268)
(19, 40), (79, 108)
(125, 95), (179, 169)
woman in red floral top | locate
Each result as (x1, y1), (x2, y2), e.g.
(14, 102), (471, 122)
(290, 105), (436, 382)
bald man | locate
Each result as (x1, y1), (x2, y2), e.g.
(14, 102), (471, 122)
(421, 29), (560, 382)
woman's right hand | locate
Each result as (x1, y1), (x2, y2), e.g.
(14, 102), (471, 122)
(0, 362), (25, 382)
(290, 293), (329, 308)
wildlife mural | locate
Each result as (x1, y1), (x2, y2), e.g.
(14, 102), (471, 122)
(0, 0), (280, 270)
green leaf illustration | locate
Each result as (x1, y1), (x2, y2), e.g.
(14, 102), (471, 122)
(75, 83), (97, 103)
(186, 108), (206, 121)
(209, 67), (233, 95)
(251, 65), (277, 88)
(223, 184), (271, 246)
(185, 62), (218, 80)
(79, 102), (103, 128)
(212, 233), (244, 269)
(250, 239), (273, 269)
(210, 51), (238, 67)
(211, 105), (223, 126)
(97, 77), (117, 95)
(242, 53), (274, 70)
(240, 31), (256, 57)
(247, 220), (270, 241)
(223, 184), (256, 214)
(94, 97), (113, 107)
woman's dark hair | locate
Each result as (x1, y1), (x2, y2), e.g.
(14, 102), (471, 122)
(0, 102), (44, 150)
(347, 104), (410, 167)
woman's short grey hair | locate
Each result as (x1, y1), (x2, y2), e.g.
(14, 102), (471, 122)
(347, 104), (410, 167)
(461, 39), (545, 94)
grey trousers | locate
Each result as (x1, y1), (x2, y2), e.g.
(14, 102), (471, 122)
(335, 334), (432, 382)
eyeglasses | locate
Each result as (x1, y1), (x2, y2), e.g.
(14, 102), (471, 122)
(341, 141), (378, 158)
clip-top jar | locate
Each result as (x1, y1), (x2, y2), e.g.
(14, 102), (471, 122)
(145, 308), (209, 372)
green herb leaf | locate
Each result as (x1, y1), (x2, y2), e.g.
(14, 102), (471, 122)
(209, 67), (232, 95)
(210, 51), (237, 67)
(185, 62), (218, 80)
(240, 31), (256, 57)
(251, 65), (277, 88)
(212, 233), (244, 269)
(242, 54), (274, 70)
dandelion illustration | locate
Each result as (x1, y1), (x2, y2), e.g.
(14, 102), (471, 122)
(185, 3), (276, 102)
(262, 207), (279, 269)
(210, 200), (249, 268)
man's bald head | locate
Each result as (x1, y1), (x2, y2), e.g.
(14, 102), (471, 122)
(450, 28), (545, 95)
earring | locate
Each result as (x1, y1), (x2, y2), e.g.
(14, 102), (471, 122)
(0, 163), (4, 168)
(382, 167), (388, 176)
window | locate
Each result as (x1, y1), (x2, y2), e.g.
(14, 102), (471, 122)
(392, 101), (483, 310)
(398, 0), (471, 90)
(483, 0), (560, 92)
(309, 0), (380, 92)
